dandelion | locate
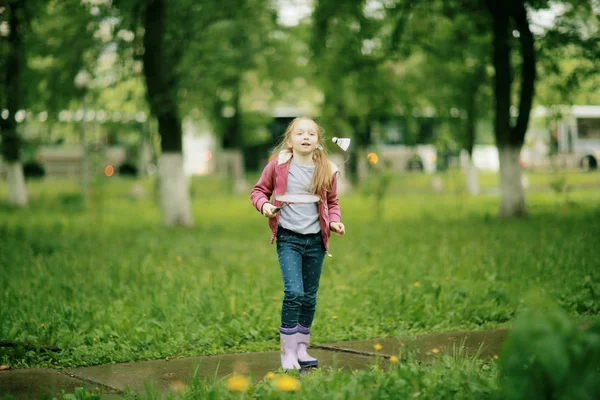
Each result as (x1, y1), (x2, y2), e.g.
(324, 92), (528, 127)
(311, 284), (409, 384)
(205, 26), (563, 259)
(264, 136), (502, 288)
(275, 375), (301, 391)
(432, 348), (440, 354)
(40, 324), (45, 328)
(176, 256), (182, 262)
(227, 375), (250, 392)
(373, 343), (382, 351)
(93, 338), (97, 342)
(170, 379), (186, 393)
(413, 281), (420, 287)
(265, 372), (276, 380)
(332, 315), (338, 320)
(493, 354), (499, 360)
(390, 356), (399, 363)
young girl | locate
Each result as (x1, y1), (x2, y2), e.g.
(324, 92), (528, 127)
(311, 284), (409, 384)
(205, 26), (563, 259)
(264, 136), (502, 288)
(250, 117), (345, 371)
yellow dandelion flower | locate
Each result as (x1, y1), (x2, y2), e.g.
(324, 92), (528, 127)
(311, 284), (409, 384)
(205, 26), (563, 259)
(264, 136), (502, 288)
(373, 343), (383, 351)
(413, 281), (420, 287)
(390, 356), (399, 363)
(493, 354), (499, 360)
(40, 324), (45, 328)
(275, 375), (301, 392)
(265, 372), (276, 380)
(170, 379), (186, 393)
(226, 375), (250, 392)
(93, 338), (97, 342)
(432, 348), (440, 354)
(176, 256), (182, 262)
(332, 315), (338, 319)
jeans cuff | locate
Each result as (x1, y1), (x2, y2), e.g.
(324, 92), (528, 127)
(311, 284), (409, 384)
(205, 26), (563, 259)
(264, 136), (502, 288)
(279, 325), (299, 335)
(297, 324), (311, 334)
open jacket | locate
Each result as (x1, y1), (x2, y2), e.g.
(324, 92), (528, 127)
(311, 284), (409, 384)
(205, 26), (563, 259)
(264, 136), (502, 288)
(250, 150), (342, 252)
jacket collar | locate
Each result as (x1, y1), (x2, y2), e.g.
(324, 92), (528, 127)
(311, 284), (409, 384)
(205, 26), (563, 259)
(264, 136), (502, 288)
(276, 150), (339, 175)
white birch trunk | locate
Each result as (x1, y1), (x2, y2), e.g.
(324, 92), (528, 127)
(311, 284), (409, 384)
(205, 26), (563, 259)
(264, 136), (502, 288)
(6, 161), (28, 207)
(498, 146), (527, 217)
(465, 158), (480, 195)
(158, 153), (194, 226)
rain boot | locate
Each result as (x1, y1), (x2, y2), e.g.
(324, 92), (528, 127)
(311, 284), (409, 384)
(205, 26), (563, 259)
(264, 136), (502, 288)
(297, 332), (318, 368)
(280, 332), (301, 371)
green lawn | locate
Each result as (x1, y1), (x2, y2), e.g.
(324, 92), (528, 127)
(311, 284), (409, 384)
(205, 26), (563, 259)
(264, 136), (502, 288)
(0, 175), (599, 398)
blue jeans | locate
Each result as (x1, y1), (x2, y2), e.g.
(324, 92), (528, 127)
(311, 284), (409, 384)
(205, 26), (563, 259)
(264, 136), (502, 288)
(276, 227), (326, 329)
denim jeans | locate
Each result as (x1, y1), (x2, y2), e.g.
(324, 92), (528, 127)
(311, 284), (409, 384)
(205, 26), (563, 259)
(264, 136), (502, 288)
(276, 227), (326, 329)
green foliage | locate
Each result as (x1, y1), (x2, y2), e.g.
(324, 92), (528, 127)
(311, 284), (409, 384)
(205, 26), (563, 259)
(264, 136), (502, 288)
(536, 0), (600, 105)
(548, 168), (574, 209)
(499, 302), (600, 400)
(45, 356), (498, 399)
(361, 157), (393, 218)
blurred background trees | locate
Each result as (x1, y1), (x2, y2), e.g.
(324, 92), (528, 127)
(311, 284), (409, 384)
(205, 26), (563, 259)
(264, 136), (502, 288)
(1, 0), (598, 221)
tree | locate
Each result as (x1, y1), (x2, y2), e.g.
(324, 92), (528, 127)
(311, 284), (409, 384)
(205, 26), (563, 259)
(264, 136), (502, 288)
(110, 0), (282, 221)
(1, 1), (28, 206)
(535, 1), (600, 105)
(111, 0), (198, 226)
(179, 0), (278, 152)
(0, 0), (101, 206)
(391, 1), (493, 194)
(486, 0), (536, 217)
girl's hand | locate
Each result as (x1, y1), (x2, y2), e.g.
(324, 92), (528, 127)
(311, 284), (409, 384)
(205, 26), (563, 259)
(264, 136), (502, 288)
(329, 222), (345, 236)
(262, 203), (277, 218)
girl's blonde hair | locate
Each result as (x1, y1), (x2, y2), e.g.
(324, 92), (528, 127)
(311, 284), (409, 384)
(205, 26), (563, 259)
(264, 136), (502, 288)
(272, 117), (333, 196)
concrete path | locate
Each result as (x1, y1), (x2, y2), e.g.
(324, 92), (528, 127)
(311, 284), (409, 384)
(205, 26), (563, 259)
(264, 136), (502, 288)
(0, 328), (508, 399)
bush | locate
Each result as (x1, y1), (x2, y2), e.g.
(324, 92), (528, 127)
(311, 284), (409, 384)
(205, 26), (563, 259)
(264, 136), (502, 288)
(118, 163), (138, 177)
(499, 304), (600, 400)
(23, 161), (45, 179)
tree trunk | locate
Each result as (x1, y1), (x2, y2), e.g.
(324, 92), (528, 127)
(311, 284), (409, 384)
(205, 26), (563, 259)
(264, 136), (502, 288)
(157, 154), (193, 226)
(463, 63), (484, 196)
(512, 1), (536, 142)
(0, 1), (28, 206)
(488, 0), (535, 217)
(465, 158), (480, 195)
(498, 146), (526, 217)
(221, 78), (241, 150)
(142, 0), (193, 226)
(5, 162), (27, 206)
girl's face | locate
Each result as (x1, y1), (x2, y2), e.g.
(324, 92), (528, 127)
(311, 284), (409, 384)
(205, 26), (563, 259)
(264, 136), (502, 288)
(288, 119), (320, 156)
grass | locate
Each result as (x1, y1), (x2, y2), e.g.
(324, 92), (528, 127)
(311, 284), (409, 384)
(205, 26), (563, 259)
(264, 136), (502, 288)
(0, 172), (599, 398)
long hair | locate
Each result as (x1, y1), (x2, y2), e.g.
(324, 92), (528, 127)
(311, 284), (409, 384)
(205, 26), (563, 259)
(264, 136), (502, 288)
(271, 117), (333, 196)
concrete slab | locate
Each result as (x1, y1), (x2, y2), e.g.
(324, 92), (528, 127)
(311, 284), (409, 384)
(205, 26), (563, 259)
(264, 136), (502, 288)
(67, 349), (378, 396)
(0, 368), (119, 400)
(320, 328), (509, 362)
(2, 328), (509, 398)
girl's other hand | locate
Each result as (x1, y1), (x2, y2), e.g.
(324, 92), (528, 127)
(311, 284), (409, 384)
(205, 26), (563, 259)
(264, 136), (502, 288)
(329, 222), (345, 236)
(262, 203), (277, 218)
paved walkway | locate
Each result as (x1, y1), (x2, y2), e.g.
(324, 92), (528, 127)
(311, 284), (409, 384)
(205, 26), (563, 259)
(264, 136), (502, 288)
(0, 328), (508, 399)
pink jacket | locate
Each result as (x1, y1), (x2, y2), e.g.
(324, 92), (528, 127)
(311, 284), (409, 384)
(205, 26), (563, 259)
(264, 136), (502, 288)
(250, 150), (342, 251)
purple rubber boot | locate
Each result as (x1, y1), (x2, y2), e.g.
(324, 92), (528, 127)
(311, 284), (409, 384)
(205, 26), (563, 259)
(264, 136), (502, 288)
(280, 332), (301, 371)
(296, 325), (318, 368)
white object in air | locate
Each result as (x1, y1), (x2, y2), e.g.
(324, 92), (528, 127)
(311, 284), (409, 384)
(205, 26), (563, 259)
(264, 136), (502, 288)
(332, 137), (351, 151)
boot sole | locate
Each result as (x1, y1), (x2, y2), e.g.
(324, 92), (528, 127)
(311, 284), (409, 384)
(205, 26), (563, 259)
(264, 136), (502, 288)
(299, 360), (318, 368)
